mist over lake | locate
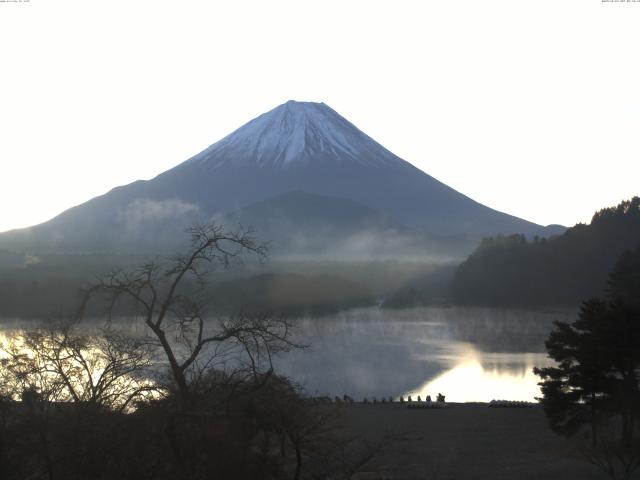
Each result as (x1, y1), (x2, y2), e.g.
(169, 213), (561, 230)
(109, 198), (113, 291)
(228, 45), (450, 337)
(273, 306), (572, 402)
(0, 306), (571, 403)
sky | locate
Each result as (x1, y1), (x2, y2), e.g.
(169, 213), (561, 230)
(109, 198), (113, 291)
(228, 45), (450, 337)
(1, 0), (639, 233)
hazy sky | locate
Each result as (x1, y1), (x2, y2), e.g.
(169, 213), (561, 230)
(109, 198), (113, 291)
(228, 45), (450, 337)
(1, 0), (639, 233)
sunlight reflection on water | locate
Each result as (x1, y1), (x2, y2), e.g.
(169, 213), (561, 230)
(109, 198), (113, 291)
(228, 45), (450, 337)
(275, 306), (569, 402)
(406, 346), (551, 402)
(0, 327), (160, 409)
(1, 306), (571, 403)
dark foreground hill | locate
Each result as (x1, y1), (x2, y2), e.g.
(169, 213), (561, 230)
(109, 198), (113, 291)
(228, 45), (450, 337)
(450, 197), (640, 307)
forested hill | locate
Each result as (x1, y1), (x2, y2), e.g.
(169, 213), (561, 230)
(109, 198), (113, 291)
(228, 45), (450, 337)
(450, 197), (640, 307)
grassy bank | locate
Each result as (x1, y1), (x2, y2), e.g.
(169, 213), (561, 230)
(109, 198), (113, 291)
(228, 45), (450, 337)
(339, 403), (605, 480)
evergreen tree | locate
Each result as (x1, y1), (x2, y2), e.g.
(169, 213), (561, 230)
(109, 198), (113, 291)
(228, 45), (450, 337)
(534, 299), (614, 444)
(535, 249), (640, 478)
(608, 246), (640, 306)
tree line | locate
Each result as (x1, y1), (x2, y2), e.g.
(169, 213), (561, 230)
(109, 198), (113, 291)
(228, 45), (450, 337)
(0, 259), (373, 320)
(450, 197), (640, 307)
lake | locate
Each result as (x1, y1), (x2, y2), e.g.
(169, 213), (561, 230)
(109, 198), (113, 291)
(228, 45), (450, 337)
(0, 306), (573, 403)
(274, 306), (573, 402)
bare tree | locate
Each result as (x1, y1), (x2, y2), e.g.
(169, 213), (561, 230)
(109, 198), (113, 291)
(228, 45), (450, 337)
(0, 222), (391, 480)
(0, 320), (159, 480)
(0, 321), (158, 412)
(79, 223), (301, 409)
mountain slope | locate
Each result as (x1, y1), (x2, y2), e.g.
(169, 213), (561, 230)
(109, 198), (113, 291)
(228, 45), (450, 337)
(0, 100), (562, 254)
(222, 191), (474, 258)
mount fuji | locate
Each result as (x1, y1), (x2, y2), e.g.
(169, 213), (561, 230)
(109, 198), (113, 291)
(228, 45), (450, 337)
(0, 100), (563, 256)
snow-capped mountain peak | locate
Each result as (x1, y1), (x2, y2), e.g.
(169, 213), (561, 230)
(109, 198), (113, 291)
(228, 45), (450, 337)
(0, 99), (559, 255)
(186, 100), (401, 168)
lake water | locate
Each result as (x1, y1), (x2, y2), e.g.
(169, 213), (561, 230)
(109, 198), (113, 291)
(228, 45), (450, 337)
(0, 306), (574, 403)
(274, 306), (574, 402)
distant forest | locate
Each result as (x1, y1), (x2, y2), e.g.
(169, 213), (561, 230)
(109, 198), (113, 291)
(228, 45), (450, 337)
(3, 198), (638, 317)
(450, 197), (640, 307)
(0, 265), (372, 320)
(0, 254), (444, 320)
